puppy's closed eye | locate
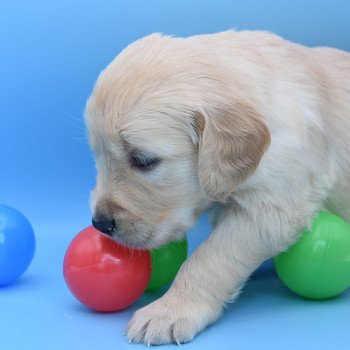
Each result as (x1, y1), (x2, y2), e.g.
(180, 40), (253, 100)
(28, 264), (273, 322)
(129, 149), (161, 172)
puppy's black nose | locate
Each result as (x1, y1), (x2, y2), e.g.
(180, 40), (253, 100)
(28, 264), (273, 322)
(92, 216), (116, 236)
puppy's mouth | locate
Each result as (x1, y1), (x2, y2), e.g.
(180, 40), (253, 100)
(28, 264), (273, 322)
(92, 214), (187, 250)
(107, 232), (155, 250)
(100, 225), (185, 251)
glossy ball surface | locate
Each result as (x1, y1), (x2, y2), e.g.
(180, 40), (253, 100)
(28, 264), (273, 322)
(0, 204), (36, 286)
(274, 212), (350, 299)
(147, 238), (188, 291)
(63, 226), (152, 312)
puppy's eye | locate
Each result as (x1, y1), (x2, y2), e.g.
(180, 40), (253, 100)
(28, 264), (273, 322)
(129, 153), (160, 171)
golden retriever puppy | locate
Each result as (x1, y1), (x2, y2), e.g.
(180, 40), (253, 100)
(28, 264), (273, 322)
(84, 30), (350, 345)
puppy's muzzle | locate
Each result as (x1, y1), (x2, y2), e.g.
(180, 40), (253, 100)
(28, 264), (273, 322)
(92, 215), (116, 236)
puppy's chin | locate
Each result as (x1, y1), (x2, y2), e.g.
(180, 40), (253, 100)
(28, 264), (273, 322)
(105, 227), (186, 250)
(110, 235), (155, 251)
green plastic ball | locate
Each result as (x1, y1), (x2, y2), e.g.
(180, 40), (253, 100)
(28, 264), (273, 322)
(274, 212), (350, 299)
(146, 238), (188, 291)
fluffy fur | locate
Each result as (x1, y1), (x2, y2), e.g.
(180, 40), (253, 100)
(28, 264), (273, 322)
(84, 30), (350, 345)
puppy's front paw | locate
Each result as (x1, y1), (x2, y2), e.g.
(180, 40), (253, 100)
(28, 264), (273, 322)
(127, 296), (219, 346)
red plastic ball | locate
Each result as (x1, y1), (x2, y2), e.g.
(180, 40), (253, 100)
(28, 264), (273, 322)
(63, 226), (152, 312)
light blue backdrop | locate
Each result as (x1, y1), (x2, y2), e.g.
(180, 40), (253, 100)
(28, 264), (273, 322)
(1, 0), (350, 227)
(1, 1), (350, 350)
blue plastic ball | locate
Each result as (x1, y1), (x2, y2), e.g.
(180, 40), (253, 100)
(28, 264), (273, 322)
(0, 204), (36, 285)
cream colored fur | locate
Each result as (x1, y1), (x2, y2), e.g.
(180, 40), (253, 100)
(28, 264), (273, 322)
(84, 30), (350, 345)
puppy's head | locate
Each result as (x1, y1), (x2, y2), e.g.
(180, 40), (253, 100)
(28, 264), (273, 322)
(85, 33), (270, 249)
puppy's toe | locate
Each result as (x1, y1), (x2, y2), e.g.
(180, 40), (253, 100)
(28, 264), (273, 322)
(170, 317), (198, 345)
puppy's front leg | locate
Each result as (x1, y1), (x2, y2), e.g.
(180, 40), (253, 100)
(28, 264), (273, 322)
(127, 203), (300, 345)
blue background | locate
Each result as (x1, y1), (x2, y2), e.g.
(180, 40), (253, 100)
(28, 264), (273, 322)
(1, 1), (350, 349)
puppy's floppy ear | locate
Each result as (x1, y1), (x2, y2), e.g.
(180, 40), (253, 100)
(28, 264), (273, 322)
(193, 101), (270, 202)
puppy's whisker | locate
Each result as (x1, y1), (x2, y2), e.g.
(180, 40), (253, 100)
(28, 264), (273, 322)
(64, 110), (89, 142)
